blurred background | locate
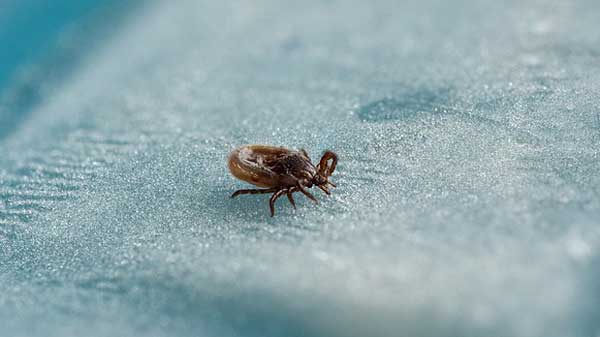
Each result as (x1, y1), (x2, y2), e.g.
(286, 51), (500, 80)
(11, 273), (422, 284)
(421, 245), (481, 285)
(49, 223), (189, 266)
(0, 0), (137, 139)
(1, 1), (599, 337)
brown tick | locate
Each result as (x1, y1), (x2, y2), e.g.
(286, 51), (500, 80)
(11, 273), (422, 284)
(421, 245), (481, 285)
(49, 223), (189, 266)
(228, 145), (338, 216)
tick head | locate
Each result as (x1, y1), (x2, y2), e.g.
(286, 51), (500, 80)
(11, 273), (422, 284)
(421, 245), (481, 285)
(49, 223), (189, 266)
(311, 173), (336, 196)
(313, 174), (327, 186)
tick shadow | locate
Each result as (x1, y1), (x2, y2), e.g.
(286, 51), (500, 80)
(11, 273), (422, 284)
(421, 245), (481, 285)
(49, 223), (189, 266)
(189, 183), (326, 234)
(190, 184), (293, 219)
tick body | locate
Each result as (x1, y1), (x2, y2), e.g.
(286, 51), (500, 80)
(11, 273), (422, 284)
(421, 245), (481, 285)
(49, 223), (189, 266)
(228, 144), (338, 216)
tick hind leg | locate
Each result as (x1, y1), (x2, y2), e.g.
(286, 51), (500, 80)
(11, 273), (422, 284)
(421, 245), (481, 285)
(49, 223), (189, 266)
(231, 188), (278, 198)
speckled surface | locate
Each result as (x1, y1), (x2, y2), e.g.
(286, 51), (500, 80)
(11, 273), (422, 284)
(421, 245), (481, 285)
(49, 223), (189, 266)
(1, 1), (600, 336)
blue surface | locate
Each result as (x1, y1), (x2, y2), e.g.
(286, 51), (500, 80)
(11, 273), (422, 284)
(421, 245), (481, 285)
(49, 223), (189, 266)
(1, 1), (600, 337)
(0, 0), (134, 139)
(0, 0), (100, 91)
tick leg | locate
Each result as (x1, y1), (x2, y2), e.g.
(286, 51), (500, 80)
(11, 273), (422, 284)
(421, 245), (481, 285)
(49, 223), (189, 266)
(327, 181), (336, 188)
(231, 188), (278, 198)
(269, 189), (287, 217)
(297, 184), (318, 204)
(286, 190), (297, 209)
(300, 148), (310, 160)
(318, 185), (330, 195)
(317, 151), (338, 177)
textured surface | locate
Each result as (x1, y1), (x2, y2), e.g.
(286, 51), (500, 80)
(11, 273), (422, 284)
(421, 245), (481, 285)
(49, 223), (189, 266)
(1, 1), (600, 336)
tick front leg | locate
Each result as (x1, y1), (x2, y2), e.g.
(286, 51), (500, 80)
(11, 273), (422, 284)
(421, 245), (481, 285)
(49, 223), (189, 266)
(297, 184), (318, 204)
(269, 189), (287, 217)
(317, 185), (330, 195)
(231, 188), (278, 198)
(317, 150), (338, 177)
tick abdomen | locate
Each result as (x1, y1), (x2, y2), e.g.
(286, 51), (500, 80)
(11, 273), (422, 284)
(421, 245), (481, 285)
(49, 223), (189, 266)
(228, 145), (286, 187)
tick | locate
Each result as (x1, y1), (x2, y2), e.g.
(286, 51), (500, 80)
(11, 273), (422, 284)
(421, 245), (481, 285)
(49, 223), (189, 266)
(228, 144), (338, 216)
